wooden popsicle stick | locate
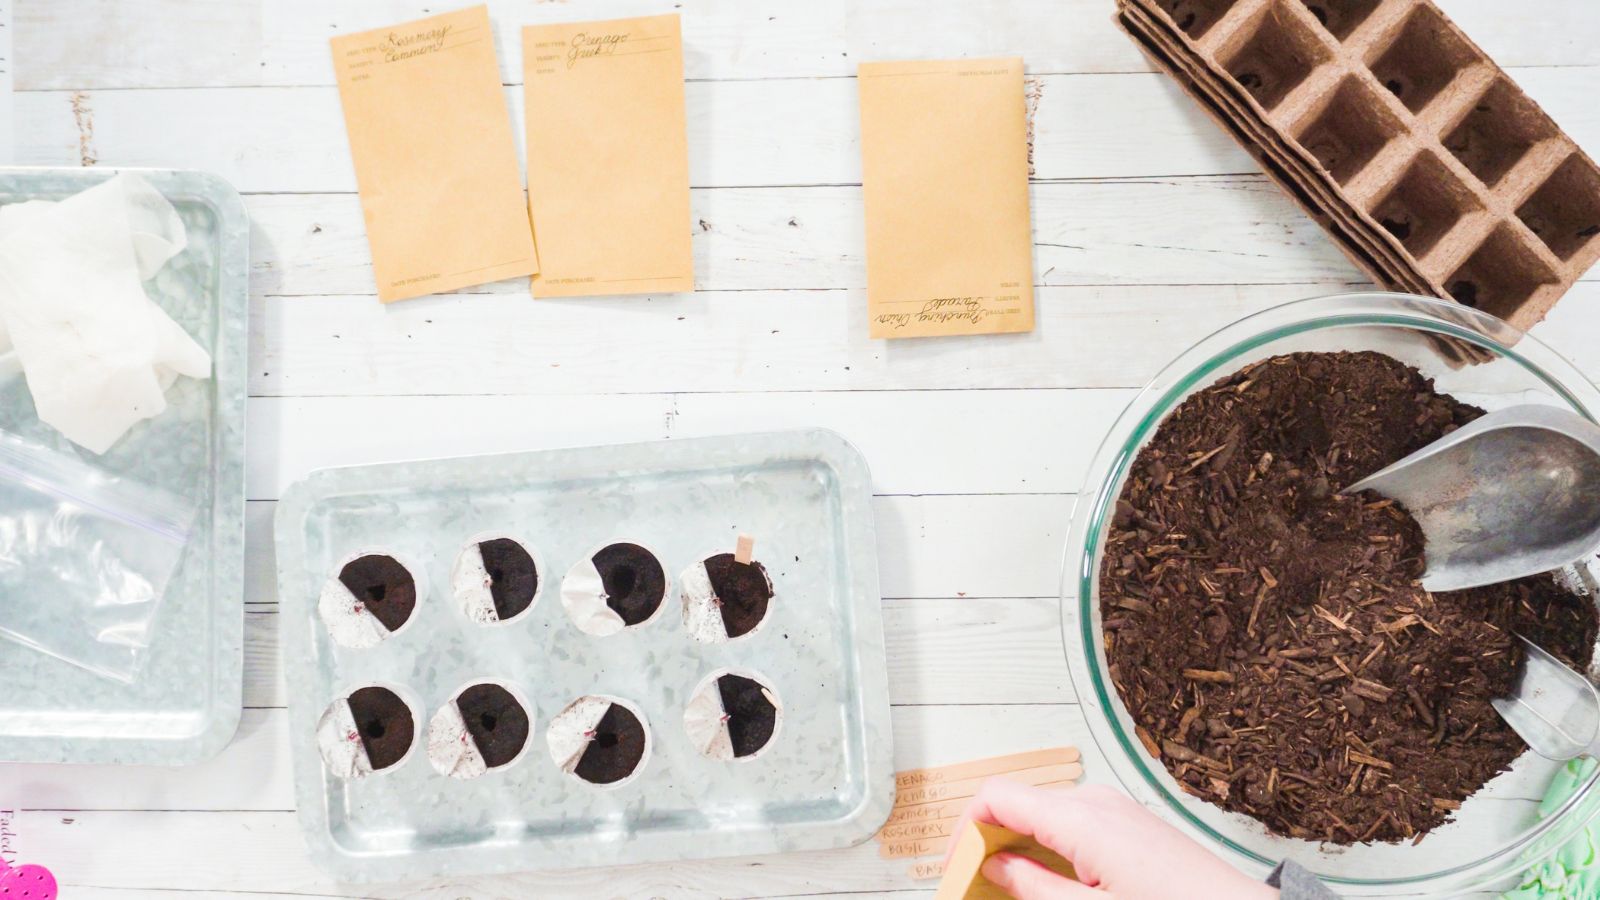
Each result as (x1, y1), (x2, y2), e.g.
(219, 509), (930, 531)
(880, 835), (952, 859)
(734, 533), (754, 564)
(896, 747), (1080, 789)
(883, 794), (973, 827)
(877, 817), (960, 843)
(896, 762), (1082, 807)
(910, 859), (947, 881)
(881, 778), (1080, 828)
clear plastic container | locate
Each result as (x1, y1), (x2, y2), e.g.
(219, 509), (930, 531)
(1064, 292), (1600, 896)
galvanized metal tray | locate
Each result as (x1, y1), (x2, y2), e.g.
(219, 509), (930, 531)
(276, 429), (894, 881)
(0, 167), (249, 764)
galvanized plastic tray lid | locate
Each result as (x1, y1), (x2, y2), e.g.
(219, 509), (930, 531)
(0, 167), (249, 765)
(276, 429), (894, 880)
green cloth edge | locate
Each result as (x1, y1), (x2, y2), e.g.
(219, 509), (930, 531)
(1503, 759), (1600, 899)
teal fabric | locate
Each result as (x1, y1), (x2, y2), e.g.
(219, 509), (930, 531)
(1504, 759), (1600, 899)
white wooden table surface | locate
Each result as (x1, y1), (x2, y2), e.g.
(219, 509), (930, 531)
(5, 1), (1600, 897)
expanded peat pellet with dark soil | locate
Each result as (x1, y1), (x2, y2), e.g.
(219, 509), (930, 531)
(684, 669), (783, 760)
(428, 682), (532, 779)
(452, 536), (541, 624)
(561, 542), (669, 636)
(574, 704), (650, 784)
(1099, 350), (1598, 844)
(349, 686), (416, 770)
(456, 683), (531, 768)
(316, 685), (417, 779)
(547, 695), (652, 787)
(339, 555), (417, 631)
(594, 543), (667, 625)
(681, 553), (775, 642)
(319, 552), (425, 649)
(719, 673), (779, 757)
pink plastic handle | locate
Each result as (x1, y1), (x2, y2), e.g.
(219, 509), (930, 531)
(0, 863), (58, 900)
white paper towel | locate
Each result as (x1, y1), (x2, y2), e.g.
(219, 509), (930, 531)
(0, 173), (211, 453)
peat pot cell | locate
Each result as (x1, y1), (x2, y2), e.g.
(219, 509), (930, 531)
(1517, 154), (1600, 261)
(1156, 0), (1239, 39)
(1369, 5), (1477, 114)
(318, 551), (424, 649)
(452, 535), (541, 625)
(1369, 152), (1479, 258)
(1297, 0), (1379, 41)
(547, 696), (652, 788)
(1447, 227), (1558, 319)
(1296, 77), (1399, 184)
(316, 685), (417, 780)
(428, 682), (533, 779)
(1443, 78), (1557, 189)
(1224, 2), (1332, 111)
(560, 542), (669, 636)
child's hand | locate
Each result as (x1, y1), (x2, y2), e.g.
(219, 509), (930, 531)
(944, 779), (1278, 899)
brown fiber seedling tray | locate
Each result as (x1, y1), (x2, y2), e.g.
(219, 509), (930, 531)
(1119, 0), (1600, 331)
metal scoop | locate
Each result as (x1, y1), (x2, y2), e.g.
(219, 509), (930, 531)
(1348, 405), (1600, 759)
(1494, 635), (1600, 760)
(1346, 404), (1600, 593)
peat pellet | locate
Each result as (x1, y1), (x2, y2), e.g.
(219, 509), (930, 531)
(547, 695), (651, 787)
(684, 669), (782, 760)
(316, 685), (416, 779)
(318, 551), (425, 648)
(561, 542), (669, 636)
(680, 552), (775, 643)
(1099, 350), (1598, 844)
(452, 534), (541, 624)
(428, 681), (532, 779)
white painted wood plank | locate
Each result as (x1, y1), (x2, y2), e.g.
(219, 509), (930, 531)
(245, 494), (1075, 603)
(7, 757), (1544, 898)
(16, 0), (1600, 89)
(247, 281), (1600, 398)
(67, 883), (358, 890)
(240, 181), (1364, 298)
(68, 883), (353, 890)
(9, 704), (1099, 897)
(10, 76), (1251, 189)
(15, 67), (1599, 190)
(248, 286), (1308, 396)
(8, 0), (1150, 90)
(242, 391), (1133, 499)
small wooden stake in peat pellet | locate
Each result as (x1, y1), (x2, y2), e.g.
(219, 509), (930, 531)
(734, 533), (754, 566)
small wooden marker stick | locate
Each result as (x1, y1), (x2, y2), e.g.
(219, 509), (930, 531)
(734, 533), (755, 565)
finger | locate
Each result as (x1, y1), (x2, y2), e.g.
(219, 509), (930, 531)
(944, 777), (1086, 865)
(981, 852), (1098, 899)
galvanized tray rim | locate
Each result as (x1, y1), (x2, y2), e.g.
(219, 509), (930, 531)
(277, 427), (894, 880)
(0, 166), (248, 766)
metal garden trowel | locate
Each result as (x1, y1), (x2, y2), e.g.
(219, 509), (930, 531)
(1346, 404), (1600, 593)
(1347, 404), (1600, 760)
(1495, 635), (1600, 761)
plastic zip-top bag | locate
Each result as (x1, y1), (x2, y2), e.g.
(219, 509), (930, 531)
(0, 430), (196, 681)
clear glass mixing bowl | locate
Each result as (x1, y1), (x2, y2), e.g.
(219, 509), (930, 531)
(1063, 292), (1600, 896)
